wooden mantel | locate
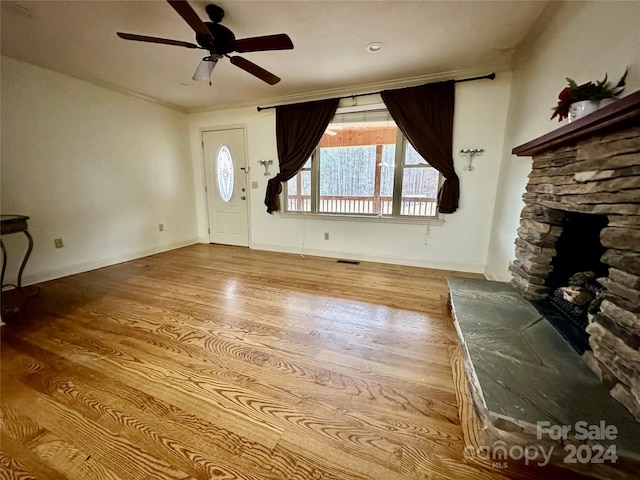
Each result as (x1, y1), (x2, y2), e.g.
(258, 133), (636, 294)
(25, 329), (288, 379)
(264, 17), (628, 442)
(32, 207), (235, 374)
(512, 90), (640, 157)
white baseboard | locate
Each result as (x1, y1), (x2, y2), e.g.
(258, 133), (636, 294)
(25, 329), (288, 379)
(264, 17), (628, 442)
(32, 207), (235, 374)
(483, 262), (512, 282)
(484, 264), (497, 280)
(22, 238), (200, 286)
(250, 242), (485, 274)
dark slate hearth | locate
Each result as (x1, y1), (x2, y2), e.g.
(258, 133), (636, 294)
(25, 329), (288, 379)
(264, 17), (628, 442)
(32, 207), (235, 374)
(448, 276), (640, 477)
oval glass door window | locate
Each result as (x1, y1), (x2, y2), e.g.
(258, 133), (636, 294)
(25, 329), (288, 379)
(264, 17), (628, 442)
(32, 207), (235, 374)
(216, 145), (234, 202)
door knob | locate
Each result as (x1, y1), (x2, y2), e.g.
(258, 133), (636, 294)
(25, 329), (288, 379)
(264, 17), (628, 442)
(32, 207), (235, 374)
(242, 187), (246, 192)
(241, 196), (246, 200)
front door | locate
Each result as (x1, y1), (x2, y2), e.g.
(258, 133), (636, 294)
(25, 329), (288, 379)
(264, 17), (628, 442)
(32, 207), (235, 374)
(203, 128), (249, 246)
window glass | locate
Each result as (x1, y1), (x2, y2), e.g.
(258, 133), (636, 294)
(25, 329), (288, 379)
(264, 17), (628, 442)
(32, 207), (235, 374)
(401, 167), (440, 216)
(404, 141), (426, 165)
(286, 157), (312, 212)
(216, 145), (234, 203)
(318, 119), (396, 215)
(380, 145), (395, 198)
(319, 146), (377, 214)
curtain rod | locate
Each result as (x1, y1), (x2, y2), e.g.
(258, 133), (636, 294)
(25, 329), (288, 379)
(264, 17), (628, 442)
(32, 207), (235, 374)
(256, 72), (495, 112)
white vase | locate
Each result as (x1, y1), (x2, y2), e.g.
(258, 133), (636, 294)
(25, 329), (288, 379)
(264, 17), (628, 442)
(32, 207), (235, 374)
(568, 100), (600, 123)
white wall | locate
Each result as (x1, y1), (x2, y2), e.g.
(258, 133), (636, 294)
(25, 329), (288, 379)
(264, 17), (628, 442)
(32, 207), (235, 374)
(485, 1), (640, 281)
(189, 73), (512, 272)
(1, 56), (198, 285)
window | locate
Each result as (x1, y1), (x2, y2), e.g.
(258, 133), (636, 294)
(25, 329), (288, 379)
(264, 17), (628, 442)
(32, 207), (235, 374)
(285, 107), (440, 218)
(216, 145), (234, 203)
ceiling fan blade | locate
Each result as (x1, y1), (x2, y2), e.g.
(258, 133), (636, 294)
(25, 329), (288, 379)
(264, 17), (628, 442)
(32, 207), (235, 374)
(234, 34), (294, 53)
(229, 56), (281, 85)
(117, 32), (200, 49)
(166, 0), (213, 40)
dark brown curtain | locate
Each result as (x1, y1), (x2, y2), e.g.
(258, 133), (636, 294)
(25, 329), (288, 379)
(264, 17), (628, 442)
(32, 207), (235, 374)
(264, 98), (339, 213)
(381, 81), (459, 214)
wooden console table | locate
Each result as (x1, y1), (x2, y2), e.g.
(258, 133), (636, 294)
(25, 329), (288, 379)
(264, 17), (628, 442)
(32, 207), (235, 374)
(1, 214), (34, 293)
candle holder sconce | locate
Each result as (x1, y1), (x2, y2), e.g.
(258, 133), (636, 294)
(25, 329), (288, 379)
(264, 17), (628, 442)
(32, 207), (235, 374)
(460, 149), (484, 171)
(258, 159), (273, 176)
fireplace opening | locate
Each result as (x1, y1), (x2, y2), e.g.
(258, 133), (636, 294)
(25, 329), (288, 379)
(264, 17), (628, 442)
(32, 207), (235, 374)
(533, 212), (609, 354)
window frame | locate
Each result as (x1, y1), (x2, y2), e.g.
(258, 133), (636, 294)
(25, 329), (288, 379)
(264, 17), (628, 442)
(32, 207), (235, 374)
(282, 104), (444, 224)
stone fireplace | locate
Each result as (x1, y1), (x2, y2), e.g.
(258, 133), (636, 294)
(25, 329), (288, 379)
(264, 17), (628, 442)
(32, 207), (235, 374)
(511, 91), (640, 423)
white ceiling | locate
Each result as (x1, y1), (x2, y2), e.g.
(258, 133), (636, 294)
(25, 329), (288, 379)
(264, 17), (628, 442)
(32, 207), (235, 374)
(1, 0), (549, 112)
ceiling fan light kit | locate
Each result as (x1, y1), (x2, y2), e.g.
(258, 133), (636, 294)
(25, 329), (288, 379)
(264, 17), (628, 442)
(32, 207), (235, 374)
(117, 0), (293, 85)
(193, 55), (220, 82)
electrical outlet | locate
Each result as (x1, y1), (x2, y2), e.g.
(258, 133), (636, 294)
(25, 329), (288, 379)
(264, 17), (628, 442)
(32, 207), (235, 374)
(251, 181), (259, 189)
(324, 232), (329, 240)
(54, 238), (64, 248)
(158, 224), (164, 232)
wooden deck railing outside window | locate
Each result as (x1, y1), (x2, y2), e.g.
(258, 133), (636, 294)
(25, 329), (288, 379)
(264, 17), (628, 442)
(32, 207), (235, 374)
(287, 195), (437, 216)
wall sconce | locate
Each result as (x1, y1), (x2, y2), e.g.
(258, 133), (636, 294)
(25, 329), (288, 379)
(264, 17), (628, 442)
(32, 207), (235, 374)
(460, 149), (484, 171)
(258, 159), (273, 176)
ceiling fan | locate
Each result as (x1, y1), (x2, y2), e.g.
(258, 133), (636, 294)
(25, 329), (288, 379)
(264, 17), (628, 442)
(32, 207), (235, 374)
(117, 0), (293, 85)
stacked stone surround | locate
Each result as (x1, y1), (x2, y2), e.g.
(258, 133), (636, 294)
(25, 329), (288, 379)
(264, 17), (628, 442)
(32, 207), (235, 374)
(511, 92), (640, 423)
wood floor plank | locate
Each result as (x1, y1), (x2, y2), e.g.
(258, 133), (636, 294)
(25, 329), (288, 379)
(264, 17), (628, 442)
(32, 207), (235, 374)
(4, 339), (281, 480)
(0, 450), (38, 480)
(14, 326), (286, 447)
(3, 382), (193, 480)
(39, 292), (459, 430)
(2, 432), (67, 480)
(25, 307), (462, 461)
(1, 244), (569, 479)
(272, 432), (406, 480)
(23, 283), (456, 406)
(19, 367), (275, 480)
(20, 320), (409, 474)
(1, 406), (123, 480)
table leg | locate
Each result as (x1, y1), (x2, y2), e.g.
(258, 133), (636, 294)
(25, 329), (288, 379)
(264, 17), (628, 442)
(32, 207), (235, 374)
(1, 239), (7, 290)
(17, 230), (34, 291)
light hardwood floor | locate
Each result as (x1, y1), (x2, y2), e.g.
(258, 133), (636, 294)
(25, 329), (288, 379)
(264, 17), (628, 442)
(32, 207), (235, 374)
(0, 244), (585, 479)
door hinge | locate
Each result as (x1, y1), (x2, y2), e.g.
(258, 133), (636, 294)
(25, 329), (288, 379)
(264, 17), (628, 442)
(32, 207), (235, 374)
(208, 228), (210, 234)
(202, 141), (204, 148)
(205, 186), (207, 193)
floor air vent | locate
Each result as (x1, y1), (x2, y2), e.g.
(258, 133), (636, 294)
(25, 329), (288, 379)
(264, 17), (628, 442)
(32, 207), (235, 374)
(337, 259), (360, 265)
